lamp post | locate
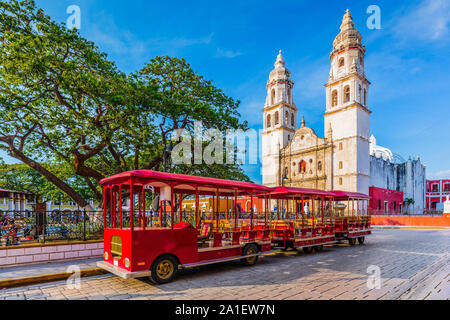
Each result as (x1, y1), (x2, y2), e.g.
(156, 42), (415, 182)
(163, 141), (174, 172)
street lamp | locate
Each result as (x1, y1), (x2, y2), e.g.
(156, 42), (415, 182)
(163, 141), (174, 172)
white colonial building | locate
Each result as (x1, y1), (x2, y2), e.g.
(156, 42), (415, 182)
(261, 10), (426, 212)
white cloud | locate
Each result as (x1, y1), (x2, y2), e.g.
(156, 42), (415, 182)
(84, 11), (214, 61)
(393, 0), (450, 43)
(216, 48), (242, 58)
(428, 170), (450, 180)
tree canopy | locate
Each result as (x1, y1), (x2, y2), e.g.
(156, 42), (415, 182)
(0, 0), (250, 208)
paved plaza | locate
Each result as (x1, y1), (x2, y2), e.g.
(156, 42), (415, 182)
(0, 229), (448, 300)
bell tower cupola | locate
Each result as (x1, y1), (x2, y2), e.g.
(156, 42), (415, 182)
(262, 50), (298, 187)
(324, 9), (371, 195)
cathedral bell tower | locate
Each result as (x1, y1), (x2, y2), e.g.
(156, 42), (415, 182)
(324, 10), (371, 194)
(262, 51), (298, 187)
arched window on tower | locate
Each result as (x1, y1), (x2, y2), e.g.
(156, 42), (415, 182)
(274, 111), (279, 125)
(331, 90), (338, 107)
(339, 57), (345, 67)
(285, 111), (289, 125)
(291, 113), (294, 126)
(358, 85), (362, 102)
(299, 160), (306, 173)
(287, 88), (291, 104)
(266, 114), (271, 128)
(364, 89), (367, 105)
(344, 86), (350, 103)
(271, 89), (276, 105)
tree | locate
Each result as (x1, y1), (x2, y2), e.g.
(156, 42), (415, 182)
(403, 198), (415, 214)
(133, 56), (249, 178)
(0, 1), (250, 207)
(0, 162), (97, 205)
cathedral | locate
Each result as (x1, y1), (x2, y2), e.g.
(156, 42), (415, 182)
(261, 10), (426, 213)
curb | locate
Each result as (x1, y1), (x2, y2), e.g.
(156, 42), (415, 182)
(0, 268), (107, 290)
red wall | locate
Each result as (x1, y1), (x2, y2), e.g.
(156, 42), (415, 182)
(426, 179), (450, 210)
(369, 187), (403, 214)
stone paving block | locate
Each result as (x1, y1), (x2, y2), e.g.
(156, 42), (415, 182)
(56, 245), (72, 252)
(41, 246), (57, 254)
(7, 248), (25, 257)
(0, 256), (16, 266)
(71, 244), (85, 251)
(24, 247), (42, 255)
(15, 255), (33, 264)
(33, 253), (50, 262)
(64, 251), (79, 259)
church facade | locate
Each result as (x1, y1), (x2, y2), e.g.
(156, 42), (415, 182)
(261, 10), (426, 213)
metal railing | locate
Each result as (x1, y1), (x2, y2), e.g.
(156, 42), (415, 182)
(0, 210), (103, 247)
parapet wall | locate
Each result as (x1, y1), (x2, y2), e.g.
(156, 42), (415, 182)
(0, 240), (103, 268)
(371, 214), (450, 228)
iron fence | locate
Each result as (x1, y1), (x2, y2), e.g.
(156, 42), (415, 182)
(0, 210), (103, 247)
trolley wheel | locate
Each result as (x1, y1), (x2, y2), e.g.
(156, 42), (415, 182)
(241, 244), (259, 266)
(302, 246), (313, 254)
(150, 255), (178, 284)
(313, 245), (324, 252)
(348, 238), (356, 246)
(358, 236), (365, 244)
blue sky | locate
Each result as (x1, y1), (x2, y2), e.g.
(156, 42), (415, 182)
(2, 0), (449, 183)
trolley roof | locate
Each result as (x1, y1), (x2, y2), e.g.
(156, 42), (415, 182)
(269, 186), (335, 199)
(100, 170), (272, 196)
(329, 190), (369, 200)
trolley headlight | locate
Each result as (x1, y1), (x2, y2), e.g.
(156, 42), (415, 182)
(124, 258), (130, 268)
(104, 252), (109, 260)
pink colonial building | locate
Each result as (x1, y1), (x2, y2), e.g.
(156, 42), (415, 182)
(426, 179), (450, 211)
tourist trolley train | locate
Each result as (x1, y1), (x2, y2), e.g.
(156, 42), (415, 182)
(97, 170), (371, 283)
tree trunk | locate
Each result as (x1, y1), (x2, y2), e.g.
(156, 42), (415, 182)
(8, 145), (90, 209)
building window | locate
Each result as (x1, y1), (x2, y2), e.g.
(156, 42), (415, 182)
(364, 89), (367, 105)
(444, 183), (450, 192)
(318, 161), (322, 171)
(274, 111), (279, 125)
(358, 85), (362, 102)
(285, 111), (289, 125)
(378, 200), (381, 210)
(291, 113), (294, 126)
(432, 184), (439, 192)
(266, 114), (271, 128)
(271, 89), (276, 105)
(393, 202), (397, 212)
(344, 86), (350, 103)
(331, 90), (338, 107)
(287, 88), (291, 104)
(339, 57), (344, 67)
(299, 160), (306, 173)
(339, 161), (343, 169)
(339, 177), (343, 185)
(339, 142), (343, 150)
(283, 167), (288, 177)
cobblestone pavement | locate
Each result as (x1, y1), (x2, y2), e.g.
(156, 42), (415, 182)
(0, 229), (448, 300)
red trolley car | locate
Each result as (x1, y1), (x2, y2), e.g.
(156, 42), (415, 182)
(97, 170), (275, 283)
(330, 191), (371, 245)
(268, 187), (337, 253)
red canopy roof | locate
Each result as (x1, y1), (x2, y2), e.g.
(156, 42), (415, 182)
(329, 190), (369, 200)
(269, 186), (335, 198)
(100, 170), (272, 194)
